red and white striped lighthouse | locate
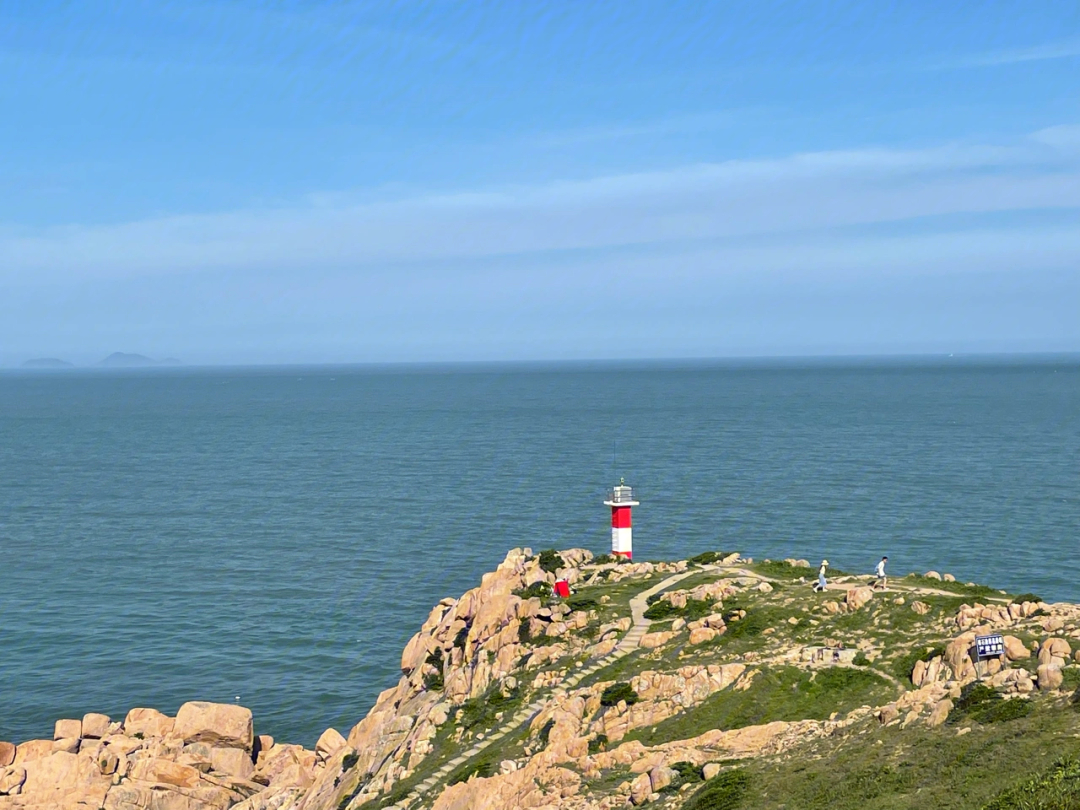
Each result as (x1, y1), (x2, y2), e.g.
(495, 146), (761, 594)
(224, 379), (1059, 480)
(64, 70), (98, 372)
(604, 479), (639, 560)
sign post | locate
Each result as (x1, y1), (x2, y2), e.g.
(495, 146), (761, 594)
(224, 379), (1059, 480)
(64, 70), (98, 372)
(973, 633), (1005, 680)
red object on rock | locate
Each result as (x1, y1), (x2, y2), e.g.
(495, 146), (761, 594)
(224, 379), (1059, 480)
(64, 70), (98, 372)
(554, 580), (570, 598)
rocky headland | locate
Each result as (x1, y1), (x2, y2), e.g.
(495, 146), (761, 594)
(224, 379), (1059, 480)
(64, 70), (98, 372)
(5, 548), (1080, 810)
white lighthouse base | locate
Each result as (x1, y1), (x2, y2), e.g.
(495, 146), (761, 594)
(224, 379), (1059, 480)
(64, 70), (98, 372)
(611, 527), (632, 560)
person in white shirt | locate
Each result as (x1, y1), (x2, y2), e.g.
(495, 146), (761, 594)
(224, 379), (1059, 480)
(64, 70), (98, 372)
(873, 556), (888, 590)
(813, 560), (829, 592)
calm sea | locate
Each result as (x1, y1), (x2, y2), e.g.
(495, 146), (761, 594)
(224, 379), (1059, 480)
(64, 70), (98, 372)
(1, 359), (1078, 746)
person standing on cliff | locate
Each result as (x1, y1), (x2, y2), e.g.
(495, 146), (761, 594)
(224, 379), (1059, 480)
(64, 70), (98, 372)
(873, 556), (888, 590)
(813, 560), (829, 592)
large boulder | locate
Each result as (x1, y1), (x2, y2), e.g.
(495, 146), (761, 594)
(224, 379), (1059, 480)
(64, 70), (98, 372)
(53, 719), (81, 741)
(314, 728), (346, 762)
(129, 756), (202, 788)
(210, 746), (255, 780)
(124, 707), (175, 739)
(0, 765), (26, 795)
(174, 702), (254, 751)
(845, 587), (874, 611)
(1003, 636), (1029, 661)
(13, 740), (53, 764)
(1039, 638), (1072, 667)
(1037, 664), (1064, 692)
(82, 713), (111, 740)
(0, 742), (14, 768)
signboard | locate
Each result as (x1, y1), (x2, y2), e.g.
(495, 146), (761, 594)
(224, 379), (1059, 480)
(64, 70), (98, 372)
(975, 634), (1005, 659)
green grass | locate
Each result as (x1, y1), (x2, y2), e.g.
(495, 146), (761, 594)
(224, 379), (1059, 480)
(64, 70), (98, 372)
(454, 684), (523, 732)
(625, 666), (893, 747)
(693, 709), (1080, 810)
(983, 757), (1080, 809)
(645, 597), (715, 621)
(750, 560), (820, 580)
(681, 769), (750, 810)
(901, 573), (1002, 599)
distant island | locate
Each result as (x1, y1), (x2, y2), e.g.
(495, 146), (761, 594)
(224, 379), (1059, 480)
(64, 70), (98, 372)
(98, 353), (182, 367)
(21, 358), (74, 368)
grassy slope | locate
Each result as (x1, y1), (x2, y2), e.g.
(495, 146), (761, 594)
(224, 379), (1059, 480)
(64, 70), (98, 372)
(682, 704), (1080, 810)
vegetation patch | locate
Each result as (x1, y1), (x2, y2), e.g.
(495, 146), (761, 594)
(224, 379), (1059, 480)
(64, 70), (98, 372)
(423, 647), (445, 691)
(567, 595), (599, 612)
(660, 761), (705, 794)
(515, 581), (552, 600)
(753, 560), (815, 580)
(538, 549), (565, 573)
(1011, 593), (1043, 605)
(690, 551), (730, 565)
(644, 597), (714, 621)
(948, 682), (1032, 725)
(455, 684), (523, 731)
(600, 682), (640, 707)
(983, 756), (1080, 810)
(588, 733), (609, 754)
(682, 768), (750, 810)
(628, 666), (891, 747)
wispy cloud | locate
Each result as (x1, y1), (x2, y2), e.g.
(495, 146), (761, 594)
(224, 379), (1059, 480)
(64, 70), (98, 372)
(2, 127), (1079, 284)
(927, 36), (1080, 70)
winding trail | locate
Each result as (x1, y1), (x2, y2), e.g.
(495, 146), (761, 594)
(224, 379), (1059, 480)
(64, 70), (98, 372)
(392, 567), (698, 809)
(391, 563), (993, 807)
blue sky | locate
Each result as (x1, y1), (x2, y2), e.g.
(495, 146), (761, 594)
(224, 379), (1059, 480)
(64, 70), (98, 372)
(1, 1), (1078, 365)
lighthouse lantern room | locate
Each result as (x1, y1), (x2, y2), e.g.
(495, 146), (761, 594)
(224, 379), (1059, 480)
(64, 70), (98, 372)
(604, 480), (639, 560)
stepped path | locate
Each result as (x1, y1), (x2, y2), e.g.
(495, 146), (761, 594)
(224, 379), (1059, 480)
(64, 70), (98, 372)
(392, 566), (700, 809)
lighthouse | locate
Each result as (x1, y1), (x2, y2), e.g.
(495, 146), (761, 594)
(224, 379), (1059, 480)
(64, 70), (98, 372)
(604, 479), (639, 560)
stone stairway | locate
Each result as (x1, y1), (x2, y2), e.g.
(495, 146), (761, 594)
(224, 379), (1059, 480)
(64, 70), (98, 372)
(389, 567), (698, 809)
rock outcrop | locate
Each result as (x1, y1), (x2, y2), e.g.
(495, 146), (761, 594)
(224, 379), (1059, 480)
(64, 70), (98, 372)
(8, 549), (1080, 810)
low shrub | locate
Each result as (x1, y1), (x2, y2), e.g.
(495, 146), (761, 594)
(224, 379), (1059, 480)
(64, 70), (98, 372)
(683, 768), (750, 810)
(537, 718), (555, 749)
(600, 682), (640, 707)
(567, 595), (599, 612)
(852, 651), (870, 667)
(645, 597), (714, 622)
(588, 734), (609, 754)
(644, 600), (679, 620)
(724, 610), (767, 639)
(453, 622), (471, 650)
(1012, 593), (1043, 605)
(690, 551), (727, 565)
(948, 681), (1032, 725)
(537, 549), (565, 573)
(341, 751), (360, 771)
(423, 647), (445, 691)
(593, 553), (616, 565)
(515, 581), (552, 600)
(660, 761), (705, 794)
(448, 758), (496, 785)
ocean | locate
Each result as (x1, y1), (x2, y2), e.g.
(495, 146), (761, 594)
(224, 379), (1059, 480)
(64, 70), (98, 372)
(1, 358), (1078, 747)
